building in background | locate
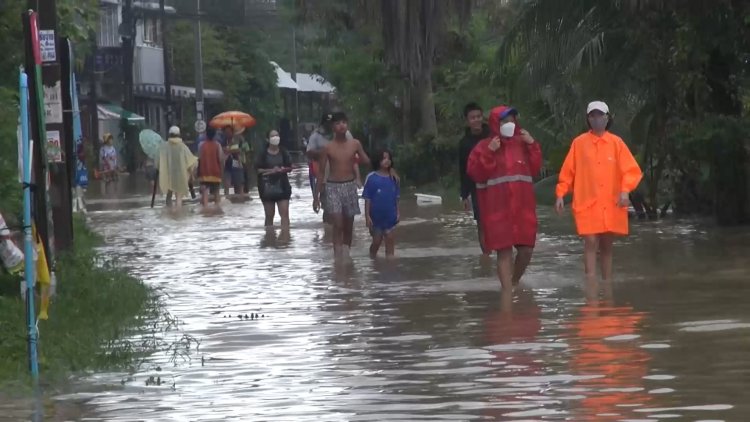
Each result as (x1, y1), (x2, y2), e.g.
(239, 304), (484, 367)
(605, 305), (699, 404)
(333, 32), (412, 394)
(79, 0), (223, 170)
(271, 61), (337, 150)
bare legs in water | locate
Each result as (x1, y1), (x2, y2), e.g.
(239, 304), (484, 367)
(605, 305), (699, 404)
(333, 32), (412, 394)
(496, 245), (534, 290)
(582, 233), (615, 281)
(263, 200), (290, 228)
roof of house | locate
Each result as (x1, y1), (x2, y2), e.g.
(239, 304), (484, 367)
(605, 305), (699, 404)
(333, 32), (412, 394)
(270, 61), (335, 93)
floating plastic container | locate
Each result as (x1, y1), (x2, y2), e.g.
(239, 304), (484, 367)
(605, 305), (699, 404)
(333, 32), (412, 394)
(415, 193), (443, 206)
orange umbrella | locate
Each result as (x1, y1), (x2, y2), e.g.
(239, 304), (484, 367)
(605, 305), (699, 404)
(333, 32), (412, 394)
(209, 111), (256, 134)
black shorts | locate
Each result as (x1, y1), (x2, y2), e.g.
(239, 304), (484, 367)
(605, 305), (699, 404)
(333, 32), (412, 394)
(471, 194), (480, 221)
(202, 182), (220, 195)
(145, 166), (157, 182)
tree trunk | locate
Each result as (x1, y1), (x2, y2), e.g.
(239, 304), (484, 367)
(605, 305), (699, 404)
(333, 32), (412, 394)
(400, 84), (412, 144)
(646, 156), (665, 220)
(713, 133), (749, 226)
(745, 141), (750, 221)
(414, 70), (437, 139)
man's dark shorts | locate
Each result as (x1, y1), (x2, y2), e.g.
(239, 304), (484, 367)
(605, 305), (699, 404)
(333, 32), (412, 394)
(471, 193), (480, 221)
(202, 182), (220, 195)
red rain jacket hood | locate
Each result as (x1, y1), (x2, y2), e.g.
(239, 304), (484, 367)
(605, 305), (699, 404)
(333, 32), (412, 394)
(488, 105), (522, 138)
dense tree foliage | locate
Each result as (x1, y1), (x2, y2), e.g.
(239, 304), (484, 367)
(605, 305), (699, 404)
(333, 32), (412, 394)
(294, 0), (750, 224)
(0, 1), (748, 225)
(500, 0), (750, 223)
(0, 0), (98, 216)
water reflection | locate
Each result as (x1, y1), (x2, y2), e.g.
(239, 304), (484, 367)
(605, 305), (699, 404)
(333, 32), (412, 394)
(260, 227), (292, 249)
(481, 289), (543, 420)
(4, 168), (748, 421)
(571, 278), (653, 420)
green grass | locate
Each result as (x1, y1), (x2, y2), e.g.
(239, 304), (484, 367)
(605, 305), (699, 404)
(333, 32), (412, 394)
(0, 217), (165, 391)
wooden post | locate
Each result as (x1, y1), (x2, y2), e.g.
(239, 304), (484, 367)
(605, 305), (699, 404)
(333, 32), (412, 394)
(59, 37), (75, 199)
(28, 0), (74, 251)
(22, 11), (49, 255)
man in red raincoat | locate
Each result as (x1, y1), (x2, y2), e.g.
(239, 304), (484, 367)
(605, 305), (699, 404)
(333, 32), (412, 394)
(467, 105), (542, 289)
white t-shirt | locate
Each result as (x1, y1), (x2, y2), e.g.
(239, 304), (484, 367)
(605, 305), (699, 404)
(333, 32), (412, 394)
(307, 129), (330, 180)
(306, 129), (330, 153)
(306, 129), (354, 181)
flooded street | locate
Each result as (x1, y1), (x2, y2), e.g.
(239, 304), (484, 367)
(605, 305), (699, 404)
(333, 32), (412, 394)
(7, 167), (750, 421)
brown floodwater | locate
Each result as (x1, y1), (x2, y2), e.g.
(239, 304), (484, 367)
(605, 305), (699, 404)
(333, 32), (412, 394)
(2, 167), (749, 421)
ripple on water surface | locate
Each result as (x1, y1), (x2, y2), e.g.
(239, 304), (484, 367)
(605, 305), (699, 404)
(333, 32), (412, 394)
(9, 170), (749, 421)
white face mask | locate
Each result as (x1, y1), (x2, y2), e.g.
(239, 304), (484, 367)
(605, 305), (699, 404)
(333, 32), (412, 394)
(499, 122), (516, 138)
(269, 136), (280, 146)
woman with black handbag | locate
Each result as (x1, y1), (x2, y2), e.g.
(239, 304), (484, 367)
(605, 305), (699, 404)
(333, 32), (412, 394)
(255, 130), (293, 228)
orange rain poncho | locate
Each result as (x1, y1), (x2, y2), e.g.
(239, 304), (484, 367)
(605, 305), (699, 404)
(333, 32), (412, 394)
(555, 130), (642, 235)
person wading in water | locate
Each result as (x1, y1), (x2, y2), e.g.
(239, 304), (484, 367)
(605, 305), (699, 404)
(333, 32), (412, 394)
(459, 102), (491, 256)
(468, 105), (542, 290)
(555, 101), (643, 281)
(157, 126), (198, 210)
(256, 129), (293, 228)
(313, 112), (371, 259)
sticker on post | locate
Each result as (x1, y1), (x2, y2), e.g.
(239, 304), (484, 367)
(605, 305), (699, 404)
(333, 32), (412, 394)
(195, 119), (206, 133)
(39, 30), (56, 62)
(46, 130), (62, 163)
(44, 82), (63, 124)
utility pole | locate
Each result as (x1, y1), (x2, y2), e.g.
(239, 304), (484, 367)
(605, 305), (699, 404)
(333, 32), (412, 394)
(194, 0), (205, 125)
(87, 29), (100, 158)
(122, 0), (136, 172)
(20, 11), (41, 381)
(160, 0), (173, 128)
(59, 37), (75, 191)
(291, 19), (299, 148)
(122, 0), (135, 112)
(27, 0), (73, 252)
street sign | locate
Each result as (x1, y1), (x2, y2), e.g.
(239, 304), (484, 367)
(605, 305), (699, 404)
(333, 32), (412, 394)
(194, 119), (206, 133)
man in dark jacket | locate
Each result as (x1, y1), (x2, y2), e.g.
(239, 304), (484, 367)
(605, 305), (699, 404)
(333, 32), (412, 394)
(458, 102), (490, 256)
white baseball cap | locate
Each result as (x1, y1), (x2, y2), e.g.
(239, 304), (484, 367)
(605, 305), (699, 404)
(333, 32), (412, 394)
(168, 126), (181, 136)
(586, 101), (609, 114)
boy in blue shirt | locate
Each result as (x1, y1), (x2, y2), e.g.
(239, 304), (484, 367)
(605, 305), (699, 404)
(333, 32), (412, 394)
(363, 150), (400, 258)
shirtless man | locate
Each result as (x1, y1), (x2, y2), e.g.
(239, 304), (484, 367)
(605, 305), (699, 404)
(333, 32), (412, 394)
(313, 112), (370, 258)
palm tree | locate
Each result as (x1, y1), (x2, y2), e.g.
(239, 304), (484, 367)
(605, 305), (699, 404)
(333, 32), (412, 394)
(498, 0), (749, 222)
(297, 0), (472, 141)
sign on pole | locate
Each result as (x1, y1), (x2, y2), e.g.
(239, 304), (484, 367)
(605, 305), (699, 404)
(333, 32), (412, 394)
(194, 119), (206, 134)
(43, 81), (62, 124)
(195, 100), (204, 122)
(39, 29), (56, 62)
(46, 130), (62, 163)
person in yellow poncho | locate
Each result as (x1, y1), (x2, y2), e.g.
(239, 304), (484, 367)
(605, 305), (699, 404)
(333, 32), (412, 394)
(158, 126), (198, 209)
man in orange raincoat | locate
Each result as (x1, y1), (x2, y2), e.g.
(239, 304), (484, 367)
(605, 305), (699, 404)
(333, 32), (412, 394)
(555, 101), (643, 280)
(468, 106), (542, 289)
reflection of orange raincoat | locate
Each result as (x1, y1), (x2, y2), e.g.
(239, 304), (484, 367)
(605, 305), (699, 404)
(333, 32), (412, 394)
(570, 304), (652, 419)
(556, 131), (642, 235)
